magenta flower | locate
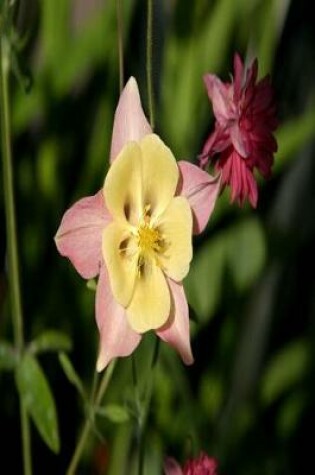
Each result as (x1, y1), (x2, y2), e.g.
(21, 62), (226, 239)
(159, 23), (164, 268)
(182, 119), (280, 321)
(55, 77), (220, 371)
(164, 452), (218, 475)
(200, 53), (278, 207)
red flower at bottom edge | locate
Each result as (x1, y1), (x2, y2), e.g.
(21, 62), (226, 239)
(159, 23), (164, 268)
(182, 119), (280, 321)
(183, 452), (218, 475)
(164, 452), (218, 475)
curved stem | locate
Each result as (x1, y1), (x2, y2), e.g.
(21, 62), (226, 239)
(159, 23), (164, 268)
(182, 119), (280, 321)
(66, 359), (116, 475)
(146, 0), (154, 129)
(116, 0), (124, 93)
(0, 33), (32, 475)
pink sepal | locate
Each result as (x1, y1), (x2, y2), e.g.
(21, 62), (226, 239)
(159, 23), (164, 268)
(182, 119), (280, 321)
(203, 74), (234, 125)
(157, 279), (193, 366)
(177, 161), (220, 235)
(110, 77), (152, 162)
(163, 457), (183, 475)
(96, 266), (142, 371)
(55, 191), (110, 279)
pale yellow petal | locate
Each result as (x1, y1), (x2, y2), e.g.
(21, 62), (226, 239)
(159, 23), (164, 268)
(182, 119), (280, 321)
(103, 142), (143, 225)
(157, 196), (193, 282)
(102, 222), (138, 307)
(126, 261), (170, 333)
(139, 134), (179, 220)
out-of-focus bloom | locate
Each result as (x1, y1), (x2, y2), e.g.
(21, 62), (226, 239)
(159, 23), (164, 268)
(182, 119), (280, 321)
(164, 452), (218, 475)
(55, 77), (220, 371)
(200, 53), (278, 207)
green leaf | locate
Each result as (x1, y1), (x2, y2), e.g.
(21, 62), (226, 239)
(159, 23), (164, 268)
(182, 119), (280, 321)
(261, 340), (309, 405)
(0, 340), (18, 371)
(185, 235), (226, 323)
(161, 0), (237, 156)
(40, 0), (71, 69)
(28, 330), (72, 355)
(227, 218), (266, 291)
(58, 352), (86, 400)
(36, 140), (59, 201)
(15, 354), (59, 453)
(274, 110), (315, 173)
(276, 391), (306, 439)
(96, 404), (130, 424)
(199, 373), (223, 420)
(255, 0), (290, 76)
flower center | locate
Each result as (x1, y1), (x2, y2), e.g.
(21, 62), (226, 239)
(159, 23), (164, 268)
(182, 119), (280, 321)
(137, 222), (162, 255)
(135, 206), (165, 273)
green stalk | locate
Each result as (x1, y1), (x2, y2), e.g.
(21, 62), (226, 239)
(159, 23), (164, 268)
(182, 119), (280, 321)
(146, 0), (155, 129)
(136, 338), (160, 475)
(20, 400), (32, 475)
(0, 33), (32, 475)
(0, 34), (23, 350)
(66, 359), (116, 475)
(116, 0), (124, 93)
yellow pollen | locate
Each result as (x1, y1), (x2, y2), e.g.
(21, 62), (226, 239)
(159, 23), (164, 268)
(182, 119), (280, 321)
(137, 222), (162, 255)
(134, 207), (165, 275)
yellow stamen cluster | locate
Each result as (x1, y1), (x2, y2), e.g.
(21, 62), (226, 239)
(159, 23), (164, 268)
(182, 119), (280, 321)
(135, 207), (164, 273)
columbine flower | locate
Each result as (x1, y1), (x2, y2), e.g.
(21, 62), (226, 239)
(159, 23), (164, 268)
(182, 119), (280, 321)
(200, 53), (278, 207)
(164, 452), (218, 475)
(55, 77), (220, 371)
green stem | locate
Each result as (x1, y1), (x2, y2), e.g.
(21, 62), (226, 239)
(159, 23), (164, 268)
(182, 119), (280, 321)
(116, 0), (124, 93)
(146, 0), (154, 128)
(0, 35), (23, 351)
(0, 32), (32, 475)
(20, 401), (32, 475)
(136, 338), (160, 475)
(66, 359), (116, 475)
(95, 358), (117, 406)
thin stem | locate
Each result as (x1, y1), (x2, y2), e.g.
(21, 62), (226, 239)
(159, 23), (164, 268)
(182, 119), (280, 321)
(0, 36), (23, 351)
(95, 358), (116, 406)
(66, 418), (91, 475)
(116, 0), (124, 93)
(20, 401), (32, 475)
(146, 0), (154, 128)
(0, 32), (32, 475)
(66, 360), (117, 475)
(137, 337), (160, 475)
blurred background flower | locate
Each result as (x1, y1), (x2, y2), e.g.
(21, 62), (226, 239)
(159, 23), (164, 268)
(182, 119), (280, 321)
(200, 53), (278, 208)
(1, 0), (315, 474)
(164, 452), (218, 475)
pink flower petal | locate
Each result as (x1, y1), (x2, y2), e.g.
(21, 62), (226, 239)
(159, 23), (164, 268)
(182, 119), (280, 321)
(163, 457), (183, 475)
(55, 191), (111, 279)
(203, 74), (235, 125)
(233, 52), (244, 103)
(177, 161), (220, 235)
(230, 123), (250, 158)
(96, 265), (142, 371)
(245, 58), (258, 91)
(246, 167), (258, 208)
(156, 279), (193, 365)
(201, 124), (231, 160)
(110, 77), (152, 162)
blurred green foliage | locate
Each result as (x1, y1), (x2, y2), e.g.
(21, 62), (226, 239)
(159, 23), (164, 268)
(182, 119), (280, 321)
(1, 0), (315, 473)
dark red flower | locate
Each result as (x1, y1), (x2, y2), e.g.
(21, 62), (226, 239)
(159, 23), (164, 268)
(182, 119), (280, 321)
(164, 452), (218, 475)
(183, 452), (218, 475)
(200, 53), (278, 207)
